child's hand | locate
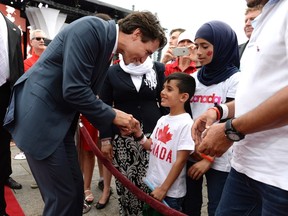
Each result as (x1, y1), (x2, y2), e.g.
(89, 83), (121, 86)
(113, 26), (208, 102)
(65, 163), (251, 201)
(187, 159), (212, 180)
(150, 187), (167, 202)
(132, 120), (142, 137)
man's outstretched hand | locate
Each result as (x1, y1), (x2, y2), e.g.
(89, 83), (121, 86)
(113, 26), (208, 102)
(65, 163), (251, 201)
(113, 108), (139, 135)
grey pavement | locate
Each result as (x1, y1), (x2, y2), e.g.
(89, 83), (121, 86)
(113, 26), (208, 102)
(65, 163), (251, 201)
(10, 144), (208, 216)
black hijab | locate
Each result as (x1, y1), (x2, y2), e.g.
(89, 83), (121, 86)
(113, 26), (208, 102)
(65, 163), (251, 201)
(195, 21), (240, 86)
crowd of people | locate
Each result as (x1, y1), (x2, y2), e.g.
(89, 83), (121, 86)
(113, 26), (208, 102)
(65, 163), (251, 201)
(1, 0), (288, 215)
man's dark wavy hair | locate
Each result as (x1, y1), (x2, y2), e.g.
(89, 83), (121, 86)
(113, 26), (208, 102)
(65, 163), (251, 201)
(118, 11), (167, 50)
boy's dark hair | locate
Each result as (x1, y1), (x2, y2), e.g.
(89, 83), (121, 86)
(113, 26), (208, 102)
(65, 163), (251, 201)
(118, 11), (167, 50)
(164, 72), (196, 100)
(164, 72), (196, 116)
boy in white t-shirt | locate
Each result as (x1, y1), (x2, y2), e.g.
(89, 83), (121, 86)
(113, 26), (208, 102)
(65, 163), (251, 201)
(133, 72), (195, 211)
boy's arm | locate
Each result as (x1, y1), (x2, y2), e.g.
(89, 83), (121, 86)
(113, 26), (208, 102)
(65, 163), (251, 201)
(141, 137), (152, 150)
(151, 150), (190, 201)
(133, 125), (152, 150)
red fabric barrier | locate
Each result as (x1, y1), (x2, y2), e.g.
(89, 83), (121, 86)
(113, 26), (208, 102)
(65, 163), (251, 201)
(79, 123), (187, 216)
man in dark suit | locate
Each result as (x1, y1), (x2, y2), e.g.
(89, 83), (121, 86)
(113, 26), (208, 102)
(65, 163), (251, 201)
(0, 12), (24, 216)
(239, 5), (263, 60)
(4, 11), (167, 215)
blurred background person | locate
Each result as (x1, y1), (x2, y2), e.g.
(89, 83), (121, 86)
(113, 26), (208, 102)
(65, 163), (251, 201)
(165, 31), (198, 77)
(239, 5), (263, 62)
(24, 29), (47, 72)
(161, 28), (185, 64)
(77, 114), (102, 213)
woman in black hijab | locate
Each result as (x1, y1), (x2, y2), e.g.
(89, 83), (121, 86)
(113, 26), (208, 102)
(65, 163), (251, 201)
(183, 20), (241, 216)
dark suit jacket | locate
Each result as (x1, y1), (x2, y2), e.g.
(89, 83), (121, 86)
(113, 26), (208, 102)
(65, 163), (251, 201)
(6, 20), (24, 87)
(0, 12), (24, 110)
(99, 62), (167, 138)
(0, 12), (24, 179)
(4, 16), (116, 160)
(238, 40), (249, 60)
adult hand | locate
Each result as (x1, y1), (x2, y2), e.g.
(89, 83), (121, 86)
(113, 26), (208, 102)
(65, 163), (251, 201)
(112, 108), (136, 135)
(183, 44), (198, 62)
(197, 123), (233, 157)
(192, 108), (218, 146)
(161, 46), (176, 64)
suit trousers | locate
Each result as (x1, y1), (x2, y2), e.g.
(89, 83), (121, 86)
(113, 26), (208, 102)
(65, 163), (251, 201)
(0, 82), (12, 215)
(25, 125), (84, 216)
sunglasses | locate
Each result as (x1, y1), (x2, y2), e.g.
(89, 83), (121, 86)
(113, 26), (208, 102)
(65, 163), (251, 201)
(32, 37), (46, 41)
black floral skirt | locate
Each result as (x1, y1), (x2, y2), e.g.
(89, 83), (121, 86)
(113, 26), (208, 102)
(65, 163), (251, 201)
(112, 134), (150, 216)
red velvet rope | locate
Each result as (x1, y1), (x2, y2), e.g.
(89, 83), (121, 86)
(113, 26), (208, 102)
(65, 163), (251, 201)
(79, 123), (187, 216)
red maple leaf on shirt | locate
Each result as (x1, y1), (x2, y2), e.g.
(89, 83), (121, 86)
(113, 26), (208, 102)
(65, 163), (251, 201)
(157, 124), (172, 144)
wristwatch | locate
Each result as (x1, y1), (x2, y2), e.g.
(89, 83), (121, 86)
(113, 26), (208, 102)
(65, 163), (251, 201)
(225, 118), (245, 141)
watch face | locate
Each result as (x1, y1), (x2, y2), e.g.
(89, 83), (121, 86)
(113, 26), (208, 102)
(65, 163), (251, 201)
(226, 131), (241, 141)
(225, 118), (245, 141)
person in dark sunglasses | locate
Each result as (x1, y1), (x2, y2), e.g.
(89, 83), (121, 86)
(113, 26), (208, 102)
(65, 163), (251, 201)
(32, 37), (45, 41)
(24, 29), (47, 72)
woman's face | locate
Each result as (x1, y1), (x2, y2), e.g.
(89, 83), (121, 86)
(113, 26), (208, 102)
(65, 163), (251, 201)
(194, 38), (214, 66)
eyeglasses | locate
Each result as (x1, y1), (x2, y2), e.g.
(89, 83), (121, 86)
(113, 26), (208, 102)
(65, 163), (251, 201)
(32, 37), (46, 41)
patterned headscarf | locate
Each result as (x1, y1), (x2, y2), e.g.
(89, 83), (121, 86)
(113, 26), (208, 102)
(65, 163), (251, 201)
(195, 20), (240, 86)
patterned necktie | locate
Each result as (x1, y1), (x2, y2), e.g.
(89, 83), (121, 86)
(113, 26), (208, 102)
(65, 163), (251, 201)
(0, 22), (9, 86)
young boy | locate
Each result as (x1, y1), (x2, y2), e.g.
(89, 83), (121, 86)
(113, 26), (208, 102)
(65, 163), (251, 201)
(133, 72), (196, 211)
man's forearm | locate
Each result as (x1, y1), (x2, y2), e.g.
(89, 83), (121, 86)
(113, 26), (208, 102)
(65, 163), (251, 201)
(232, 86), (288, 135)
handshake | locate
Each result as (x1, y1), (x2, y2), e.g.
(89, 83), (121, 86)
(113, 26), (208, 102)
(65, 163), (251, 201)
(112, 108), (142, 136)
